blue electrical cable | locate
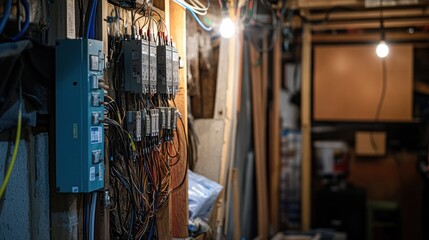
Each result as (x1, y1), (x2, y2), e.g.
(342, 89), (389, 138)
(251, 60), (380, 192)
(173, 0), (212, 31)
(86, 0), (97, 38)
(86, 0), (94, 38)
(0, 0), (13, 34)
(90, 0), (98, 39)
(148, 215), (155, 239)
(10, 0), (30, 41)
(86, 0), (95, 38)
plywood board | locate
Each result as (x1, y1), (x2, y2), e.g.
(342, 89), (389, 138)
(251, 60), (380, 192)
(355, 131), (386, 156)
(313, 44), (413, 122)
(194, 119), (225, 182)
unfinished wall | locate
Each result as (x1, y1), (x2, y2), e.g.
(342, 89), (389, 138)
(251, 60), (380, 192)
(0, 132), (50, 240)
(348, 151), (422, 240)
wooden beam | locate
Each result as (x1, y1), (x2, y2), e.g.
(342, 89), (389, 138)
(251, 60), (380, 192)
(153, 0), (166, 11)
(262, 32), (269, 112)
(312, 32), (429, 42)
(222, 32), (243, 236)
(94, 1), (110, 238)
(48, 0), (76, 45)
(50, 1), (79, 238)
(269, 32), (282, 232)
(214, 37), (230, 238)
(169, 2), (189, 238)
(301, 23), (312, 231)
(94, 140), (110, 239)
(295, 0), (425, 9)
(232, 168), (241, 240)
(156, 1), (172, 239)
(414, 80), (429, 95)
(250, 42), (269, 240)
(312, 18), (429, 31)
(309, 7), (429, 21)
(296, 0), (363, 9)
(50, 194), (79, 239)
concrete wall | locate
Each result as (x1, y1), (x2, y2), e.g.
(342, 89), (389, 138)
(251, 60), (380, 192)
(0, 132), (50, 240)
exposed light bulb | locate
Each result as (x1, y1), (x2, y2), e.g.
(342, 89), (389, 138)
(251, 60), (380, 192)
(219, 17), (235, 39)
(376, 41), (389, 58)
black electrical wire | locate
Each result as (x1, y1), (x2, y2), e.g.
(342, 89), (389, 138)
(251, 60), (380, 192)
(170, 117), (189, 193)
(78, 0), (85, 38)
(370, 58), (388, 151)
(187, 115), (199, 171)
(105, 17), (187, 238)
(376, 58), (388, 121)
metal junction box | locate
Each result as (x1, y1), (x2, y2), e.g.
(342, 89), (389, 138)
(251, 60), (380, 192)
(55, 39), (105, 193)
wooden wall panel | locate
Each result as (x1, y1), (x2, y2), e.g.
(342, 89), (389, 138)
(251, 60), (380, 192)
(313, 44), (413, 122)
(169, 2), (189, 238)
(348, 151), (422, 240)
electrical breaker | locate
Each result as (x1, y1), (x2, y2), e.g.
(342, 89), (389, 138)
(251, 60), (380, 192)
(158, 107), (168, 130)
(157, 45), (173, 94)
(144, 109), (151, 137)
(55, 39), (105, 193)
(171, 107), (178, 131)
(123, 39), (149, 94)
(149, 109), (159, 137)
(126, 111), (142, 141)
(172, 47), (179, 96)
(149, 41), (157, 94)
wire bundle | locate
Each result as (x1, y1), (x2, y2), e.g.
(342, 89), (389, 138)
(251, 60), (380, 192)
(87, 0), (99, 39)
(104, 87), (186, 240)
(173, 0), (213, 31)
(104, 13), (187, 237)
(0, 0), (31, 41)
(242, 0), (293, 52)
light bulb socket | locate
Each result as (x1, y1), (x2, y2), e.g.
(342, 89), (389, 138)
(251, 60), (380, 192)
(376, 41), (389, 58)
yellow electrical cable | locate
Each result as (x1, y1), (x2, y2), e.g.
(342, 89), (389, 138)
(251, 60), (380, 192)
(0, 102), (22, 199)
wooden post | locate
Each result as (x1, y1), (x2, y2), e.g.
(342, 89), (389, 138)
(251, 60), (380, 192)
(222, 32), (243, 235)
(48, 0), (76, 45)
(262, 32), (268, 112)
(50, 1), (79, 238)
(232, 168), (241, 240)
(269, 30), (282, 232)
(169, 2), (189, 238)
(213, 37), (230, 239)
(301, 23), (312, 231)
(94, 1), (110, 239)
(250, 43), (269, 240)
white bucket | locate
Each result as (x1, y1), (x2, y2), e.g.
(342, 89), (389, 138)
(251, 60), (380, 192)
(314, 141), (349, 177)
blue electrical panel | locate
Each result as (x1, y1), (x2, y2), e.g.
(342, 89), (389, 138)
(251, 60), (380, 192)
(55, 39), (105, 193)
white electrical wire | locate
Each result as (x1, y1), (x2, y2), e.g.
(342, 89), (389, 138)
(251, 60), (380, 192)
(188, 0), (209, 11)
(173, 0), (208, 15)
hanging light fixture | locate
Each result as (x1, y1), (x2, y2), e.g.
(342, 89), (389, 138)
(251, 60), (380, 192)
(376, 0), (389, 58)
(219, 0), (235, 38)
(219, 16), (235, 38)
(376, 41), (389, 58)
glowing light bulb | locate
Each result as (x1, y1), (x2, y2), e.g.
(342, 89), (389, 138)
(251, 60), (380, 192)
(219, 17), (235, 39)
(376, 41), (389, 58)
